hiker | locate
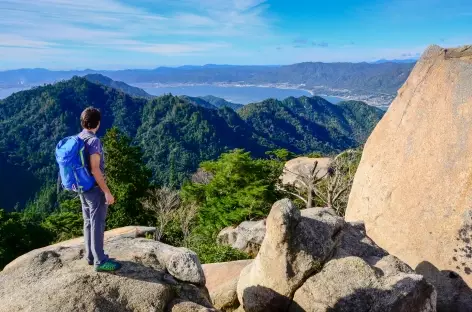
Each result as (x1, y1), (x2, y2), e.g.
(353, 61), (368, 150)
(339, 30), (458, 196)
(56, 107), (121, 272)
(78, 107), (121, 272)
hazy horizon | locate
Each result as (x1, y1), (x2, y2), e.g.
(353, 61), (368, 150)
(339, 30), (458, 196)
(0, 58), (419, 72)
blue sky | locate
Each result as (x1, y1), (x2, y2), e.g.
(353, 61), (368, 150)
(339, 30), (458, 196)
(0, 0), (471, 69)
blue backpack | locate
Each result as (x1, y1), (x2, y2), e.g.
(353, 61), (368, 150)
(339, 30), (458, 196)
(55, 135), (96, 193)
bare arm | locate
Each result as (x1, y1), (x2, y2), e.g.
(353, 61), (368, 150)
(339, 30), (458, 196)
(90, 153), (115, 205)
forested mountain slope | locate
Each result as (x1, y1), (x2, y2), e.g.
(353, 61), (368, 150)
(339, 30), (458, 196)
(239, 96), (384, 154)
(84, 74), (152, 99)
(0, 76), (384, 210)
(0, 77), (147, 208)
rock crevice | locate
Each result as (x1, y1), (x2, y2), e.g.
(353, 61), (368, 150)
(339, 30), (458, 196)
(233, 199), (436, 312)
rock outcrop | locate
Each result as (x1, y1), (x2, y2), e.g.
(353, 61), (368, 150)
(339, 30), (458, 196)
(217, 221), (266, 256)
(291, 256), (436, 312)
(203, 260), (253, 312)
(0, 226), (214, 312)
(346, 45), (472, 310)
(280, 157), (332, 186)
(236, 199), (436, 312)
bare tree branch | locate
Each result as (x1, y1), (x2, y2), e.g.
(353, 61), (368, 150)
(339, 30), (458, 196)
(141, 187), (180, 241)
(177, 202), (199, 246)
(191, 168), (214, 185)
(277, 185), (308, 204)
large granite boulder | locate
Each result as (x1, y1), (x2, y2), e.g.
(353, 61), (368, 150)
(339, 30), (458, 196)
(346, 45), (472, 310)
(237, 200), (345, 311)
(280, 157), (332, 186)
(236, 199), (437, 312)
(0, 227), (213, 312)
(291, 257), (436, 312)
(203, 260), (253, 312)
(217, 221), (266, 256)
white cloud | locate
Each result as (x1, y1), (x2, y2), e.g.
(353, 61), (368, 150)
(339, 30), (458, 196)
(233, 0), (267, 11)
(173, 13), (216, 26)
(0, 35), (56, 48)
(123, 43), (229, 54)
(0, 0), (270, 68)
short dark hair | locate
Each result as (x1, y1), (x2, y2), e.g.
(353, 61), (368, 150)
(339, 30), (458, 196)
(80, 107), (101, 129)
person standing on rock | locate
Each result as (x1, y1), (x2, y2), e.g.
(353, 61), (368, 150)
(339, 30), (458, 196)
(78, 107), (121, 272)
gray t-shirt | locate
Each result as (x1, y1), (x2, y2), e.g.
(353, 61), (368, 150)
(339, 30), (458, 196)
(78, 129), (105, 175)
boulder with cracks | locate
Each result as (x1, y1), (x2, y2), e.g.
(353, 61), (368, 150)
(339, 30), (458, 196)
(235, 199), (437, 312)
(0, 226), (213, 312)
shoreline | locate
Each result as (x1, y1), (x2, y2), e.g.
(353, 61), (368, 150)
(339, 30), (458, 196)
(133, 82), (392, 107)
(134, 81), (315, 95)
(1, 82), (392, 108)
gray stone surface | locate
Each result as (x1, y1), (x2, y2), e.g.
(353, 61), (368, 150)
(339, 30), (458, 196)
(163, 248), (206, 285)
(237, 199), (345, 312)
(167, 300), (217, 312)
(235, 198), (437, 312)
(291, 257), (436, 312)
(334, 222), (388, 260)
(281, 157), (333, 186)
(217, 220), (266, 256)
(416, 261), (472, 312)
(374, 254), (414, 276)
(0, 229), (211, 312)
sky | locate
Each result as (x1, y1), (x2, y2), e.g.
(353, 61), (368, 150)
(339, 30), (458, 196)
(0, 0), (471, 69)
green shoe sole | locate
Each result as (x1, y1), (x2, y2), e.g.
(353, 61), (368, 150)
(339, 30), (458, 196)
(95, 260), (122, 272)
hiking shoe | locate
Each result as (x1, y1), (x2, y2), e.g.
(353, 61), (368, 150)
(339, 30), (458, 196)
(87, 255), (112, 266)
(95, 260), (121, 272)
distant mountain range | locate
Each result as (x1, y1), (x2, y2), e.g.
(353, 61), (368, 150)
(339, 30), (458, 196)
(370, 58), (418, 64)
(85, 74), (243, 110)
(0, 62), (415, 107)
(0, 75), (384, 210)
(84, 74), (152, 99)
(180, 95), (244, 110)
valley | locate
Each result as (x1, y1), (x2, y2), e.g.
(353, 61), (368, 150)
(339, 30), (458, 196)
(1, 0), (470, 310)
(0, 75), (384, 211)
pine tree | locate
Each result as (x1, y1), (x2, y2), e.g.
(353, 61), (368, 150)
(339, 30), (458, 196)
(182, 149), (283, 236)
(103, 127), (152, 228)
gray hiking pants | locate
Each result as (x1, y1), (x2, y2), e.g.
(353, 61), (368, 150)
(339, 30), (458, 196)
(79, 186), (108, 266)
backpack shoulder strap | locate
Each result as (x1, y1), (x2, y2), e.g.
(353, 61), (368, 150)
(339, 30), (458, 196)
(78, 132), (96, 143)
(77, 132), (96, 169)
(78, 132), (97, 152)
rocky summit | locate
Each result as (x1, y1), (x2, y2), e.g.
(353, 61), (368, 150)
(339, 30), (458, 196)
(217, 220), (266, 256)
(206, 199), (436, 312)
(346, 45), (472, 311)
(0, 226), (215, 312)
(0, 201), (438, 312)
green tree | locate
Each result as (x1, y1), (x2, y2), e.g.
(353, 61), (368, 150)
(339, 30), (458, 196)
(103, 127), (152, 228)
(58, 197), (82, 214)
(23, 185), (58, 219)
(183, 149), (283, 237)
(42, 212), (83, 243)
(265, 149), (296, 162)
(0, 76), (147, 210)
(0, 209), (53, 269)
(188, 239), (250, 264)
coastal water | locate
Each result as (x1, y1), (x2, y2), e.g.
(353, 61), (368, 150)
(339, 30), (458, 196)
(0, 84), (345, 105)
(133, 84), (344, 105)
(0, 87), (30, 99)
